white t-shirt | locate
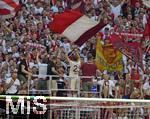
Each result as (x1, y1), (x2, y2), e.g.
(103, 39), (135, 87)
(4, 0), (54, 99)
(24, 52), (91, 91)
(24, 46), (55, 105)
(34, 7), (44, 14)
(38, 63), (47, 78)
(69, 60), (81, 77)
(98, 80), (115, 96)
(143, 81), (150, 90)
(51, 6), (58, 13)
(5, 78), (20, 94)
(61, 42), (71, 53)
(110, 4), (121, 19)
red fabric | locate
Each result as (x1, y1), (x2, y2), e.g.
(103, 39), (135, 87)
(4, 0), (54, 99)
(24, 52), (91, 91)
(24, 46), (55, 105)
(110, 34), (143, 70)
(81, 62), (97, 82)
(0, 9), (10, 15)
(131, 72), (140, 81)
(49, 10), (82, 33)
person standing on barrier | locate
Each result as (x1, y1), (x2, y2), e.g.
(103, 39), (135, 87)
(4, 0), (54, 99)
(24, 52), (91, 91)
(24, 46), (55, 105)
(65, 48), (81, 97)
(18, 53), (32, 85)
(80, 53), (98, 97)
(47, 56), (60, 96)
(36, 50), (49, 94)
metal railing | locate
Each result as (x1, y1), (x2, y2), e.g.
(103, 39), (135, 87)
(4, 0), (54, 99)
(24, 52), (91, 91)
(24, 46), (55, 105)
(28, 75), (100, 97)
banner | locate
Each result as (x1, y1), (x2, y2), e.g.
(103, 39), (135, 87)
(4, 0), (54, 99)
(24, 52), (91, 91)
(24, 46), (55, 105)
(115, 32), (143, 38)
(26, 42), (46, 49)
(96, 39), (123, 72)
(110, 34), (143, 69)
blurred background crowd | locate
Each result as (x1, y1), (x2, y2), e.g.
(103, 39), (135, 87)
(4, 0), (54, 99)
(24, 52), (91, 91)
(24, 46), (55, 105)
(0, 0), (150, 100)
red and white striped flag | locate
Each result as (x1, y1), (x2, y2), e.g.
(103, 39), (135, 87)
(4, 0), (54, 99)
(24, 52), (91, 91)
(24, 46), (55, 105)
(0, 0), (20, 19)
(49, 10), (105, 46)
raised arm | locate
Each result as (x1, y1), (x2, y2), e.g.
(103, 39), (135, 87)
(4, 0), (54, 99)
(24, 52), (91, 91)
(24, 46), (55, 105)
(36, 51), (40, 64)
(65, 51), (70, 63)
(74, 48), (81, 62)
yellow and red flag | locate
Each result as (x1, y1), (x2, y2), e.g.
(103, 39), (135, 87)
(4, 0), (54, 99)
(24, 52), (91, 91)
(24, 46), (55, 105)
(96, 39), (123, 72)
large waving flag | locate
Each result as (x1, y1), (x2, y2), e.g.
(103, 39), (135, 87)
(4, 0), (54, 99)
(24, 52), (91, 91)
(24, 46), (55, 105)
(49, 10), (105, 46)
(96, 39), (123, 72)
(0, 0), (20, 19)
(110, 34), (143, 70)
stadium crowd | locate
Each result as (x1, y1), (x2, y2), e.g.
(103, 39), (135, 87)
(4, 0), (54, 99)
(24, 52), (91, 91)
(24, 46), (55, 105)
(0, 0), (150, 100)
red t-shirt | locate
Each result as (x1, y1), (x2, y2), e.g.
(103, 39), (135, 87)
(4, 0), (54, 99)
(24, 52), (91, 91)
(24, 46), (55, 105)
(81, 62), (97, 82)
(131, 68), (140, 81)
(131, 69), (140, 88)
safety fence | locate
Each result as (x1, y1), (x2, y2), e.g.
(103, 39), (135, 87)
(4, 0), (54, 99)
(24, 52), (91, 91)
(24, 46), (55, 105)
(49, 97), (150, 119)
(0, 74), (149, 119)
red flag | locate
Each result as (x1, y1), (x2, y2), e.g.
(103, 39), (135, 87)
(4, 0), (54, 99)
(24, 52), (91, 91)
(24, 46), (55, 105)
(0, 0), (20, 19)
(49, 10), (105, 46)
(110, 34), (143, 70)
